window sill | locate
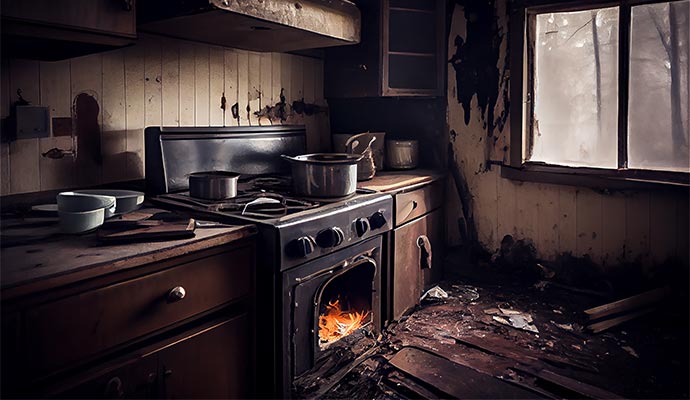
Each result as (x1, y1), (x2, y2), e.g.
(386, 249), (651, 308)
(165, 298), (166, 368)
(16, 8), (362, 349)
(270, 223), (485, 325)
(500, 163), (690, 192)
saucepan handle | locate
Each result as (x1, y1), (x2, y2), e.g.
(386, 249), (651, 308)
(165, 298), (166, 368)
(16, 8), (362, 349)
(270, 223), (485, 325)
(281, 154), (298, 162)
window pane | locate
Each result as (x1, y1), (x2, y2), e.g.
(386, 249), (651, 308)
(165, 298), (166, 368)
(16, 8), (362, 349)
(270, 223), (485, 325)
(531, 7), (619, 168)
(629, 1), (690, 172)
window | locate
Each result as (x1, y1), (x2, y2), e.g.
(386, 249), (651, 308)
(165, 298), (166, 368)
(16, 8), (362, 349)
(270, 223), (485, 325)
(511, 0), (690, 184)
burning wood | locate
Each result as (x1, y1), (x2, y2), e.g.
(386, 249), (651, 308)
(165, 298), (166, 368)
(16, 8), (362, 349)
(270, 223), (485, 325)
(318, 299), (369, 347)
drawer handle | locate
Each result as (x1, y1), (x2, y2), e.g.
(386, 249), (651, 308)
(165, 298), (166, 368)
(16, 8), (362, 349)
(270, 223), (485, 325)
(167, 286), (186, 302)
(401, 200), (418, 221)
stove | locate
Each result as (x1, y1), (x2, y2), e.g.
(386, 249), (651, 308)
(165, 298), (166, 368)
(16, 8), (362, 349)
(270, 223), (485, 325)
(145, 126), (393, 397)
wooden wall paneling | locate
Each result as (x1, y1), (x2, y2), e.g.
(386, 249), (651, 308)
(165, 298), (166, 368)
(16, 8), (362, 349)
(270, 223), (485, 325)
(71, 54), (104, 186)
(290, 56), (303, 127)
(209, 47), (225, 127)
(39, 136), (75, 190)
(194, 45), (210, 126)
(601, 193), (626, 267)
(178, 42), (196, 127)
(280, 53), (292, 115)
(40, 61), (70, 117)
(271, 53), (282, 120)
(124, 46), (145, 179)
(39, 59), (74, 190)
(474, 170), (499, 251)
(302, 58), (318, 152)
(259, 52), (271, 126)
(1, 57), (10, 117)
(247, 52), (261, 126)
(496, 176), (518, 240)
(624, 192), (650, 263)
(575, 189), (603, 262)
(536, 184), (560, 260)
(223, 50), (239, 127)
(1, 57), (9, 194)
(9, 139), (40, 194)
(161, 39), (180, 127)
(101, 51), (127, 183)
(676, 195), (689, 265)
(144, 39), (162, 130)
(8, 59), (41, 193)
(314, 59), (330, 151)
(515, 181), (539, 242)
(649, 192), (677, 265)
(236, 50), (249, 126)
(558, 186), (578, 255)
(0, 143), (9, 195)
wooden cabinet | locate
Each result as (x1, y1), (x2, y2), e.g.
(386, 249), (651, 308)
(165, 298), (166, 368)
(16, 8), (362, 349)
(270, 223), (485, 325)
(325, 0), (445, 97)
(56, 314), (251, 399)
(385, 177), (445, 321)
(1, 0), (137, 60)
(1, 242), (254, 398)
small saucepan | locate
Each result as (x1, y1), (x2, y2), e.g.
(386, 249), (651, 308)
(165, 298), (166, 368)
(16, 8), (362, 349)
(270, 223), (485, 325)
(189, 171), (240, 200)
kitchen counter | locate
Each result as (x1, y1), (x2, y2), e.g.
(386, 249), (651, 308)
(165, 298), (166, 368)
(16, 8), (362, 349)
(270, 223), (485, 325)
(0, 212), (257, 300)
(358, 168), (446, 193)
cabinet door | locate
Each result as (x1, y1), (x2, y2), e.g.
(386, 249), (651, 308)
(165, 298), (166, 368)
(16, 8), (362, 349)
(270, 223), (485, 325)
(382, 0), (445, 96)
(56, 352), (158, 399)
(159, 313), (252, 399)
(392, 208), (443, 320)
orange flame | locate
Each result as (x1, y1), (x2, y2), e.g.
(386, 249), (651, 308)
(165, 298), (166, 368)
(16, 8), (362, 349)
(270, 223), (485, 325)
(318, 299), (370, 346)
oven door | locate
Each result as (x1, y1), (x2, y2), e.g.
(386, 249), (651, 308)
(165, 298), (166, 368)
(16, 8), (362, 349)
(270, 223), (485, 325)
(281, 236), (382, 392)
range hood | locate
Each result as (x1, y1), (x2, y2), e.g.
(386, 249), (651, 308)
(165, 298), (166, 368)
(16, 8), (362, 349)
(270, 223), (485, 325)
(138, 0), (361, 52)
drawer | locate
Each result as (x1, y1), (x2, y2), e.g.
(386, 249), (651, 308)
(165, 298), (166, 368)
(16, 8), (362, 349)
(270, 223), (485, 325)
(24, 245), (253, 376)
(394, 179), (444, 226)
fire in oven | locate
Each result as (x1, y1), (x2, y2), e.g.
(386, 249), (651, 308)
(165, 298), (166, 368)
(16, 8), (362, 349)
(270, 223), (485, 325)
(281, 236), (382, 394)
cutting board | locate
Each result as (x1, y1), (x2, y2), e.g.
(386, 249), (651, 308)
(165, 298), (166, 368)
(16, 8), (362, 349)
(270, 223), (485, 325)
(97, 218), (196, 243)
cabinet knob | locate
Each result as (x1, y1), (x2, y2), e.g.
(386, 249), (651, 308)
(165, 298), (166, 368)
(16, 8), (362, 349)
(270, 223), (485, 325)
(167, 286), (186, 302)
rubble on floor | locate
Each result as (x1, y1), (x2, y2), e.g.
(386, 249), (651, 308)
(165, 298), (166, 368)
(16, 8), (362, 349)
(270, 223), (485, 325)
(294, 251), (689, 399)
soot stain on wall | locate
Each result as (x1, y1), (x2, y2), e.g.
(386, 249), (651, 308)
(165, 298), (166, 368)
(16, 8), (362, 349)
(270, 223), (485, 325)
(448, 0), (510, 142)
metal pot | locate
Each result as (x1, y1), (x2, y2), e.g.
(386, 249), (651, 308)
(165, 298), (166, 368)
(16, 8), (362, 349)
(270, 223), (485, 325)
(386, 139), (419, 169)
(189, 171), (240, 200)
(281, 153), (364, 197)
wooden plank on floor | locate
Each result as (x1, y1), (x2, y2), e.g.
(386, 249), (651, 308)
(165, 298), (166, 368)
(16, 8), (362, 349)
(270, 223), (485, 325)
(389, 346), (541, 399)
(584, 286), (671, 321)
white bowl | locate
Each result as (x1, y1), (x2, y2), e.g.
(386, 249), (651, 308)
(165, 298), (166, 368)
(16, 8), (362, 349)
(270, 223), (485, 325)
(73, 190), (144, 215)
(59, 208), (105, 234)
(57, 192), (117, 217)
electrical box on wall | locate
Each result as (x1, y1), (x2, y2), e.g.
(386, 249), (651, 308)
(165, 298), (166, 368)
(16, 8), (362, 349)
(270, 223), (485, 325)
(16, 105), (50, 139)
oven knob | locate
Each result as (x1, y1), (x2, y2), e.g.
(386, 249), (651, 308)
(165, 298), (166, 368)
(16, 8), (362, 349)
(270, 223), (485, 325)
(316, 227), (344, 248)
(354, 218), (370, 237)
(368, 211), (387, 230)
(287, 236), (316, 257)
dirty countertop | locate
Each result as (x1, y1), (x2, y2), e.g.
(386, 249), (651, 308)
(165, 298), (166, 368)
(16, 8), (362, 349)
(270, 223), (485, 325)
(358, 168), (445, 193)
(0, 209), (257, 300)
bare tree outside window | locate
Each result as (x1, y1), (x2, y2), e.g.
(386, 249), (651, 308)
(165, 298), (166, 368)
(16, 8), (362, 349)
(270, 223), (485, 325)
(528, 0), (689, 173)
(532, 7), (619, 168)
(629, 1), (689, 172)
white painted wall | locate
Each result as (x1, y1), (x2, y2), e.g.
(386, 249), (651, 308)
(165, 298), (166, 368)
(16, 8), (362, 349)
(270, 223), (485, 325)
(0, 35), (328, 195)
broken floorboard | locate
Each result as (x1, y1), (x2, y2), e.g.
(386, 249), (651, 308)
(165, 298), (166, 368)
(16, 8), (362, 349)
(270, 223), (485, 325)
(305, 274), (688, 399)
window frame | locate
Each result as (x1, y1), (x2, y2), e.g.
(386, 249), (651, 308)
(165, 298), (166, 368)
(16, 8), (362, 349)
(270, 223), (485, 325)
(507, 0), (690, 188)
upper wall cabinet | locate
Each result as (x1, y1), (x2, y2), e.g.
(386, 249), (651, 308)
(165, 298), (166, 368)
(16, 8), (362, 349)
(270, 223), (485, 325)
(325, 0), (445, 98)
(1, 0), (137, 61)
